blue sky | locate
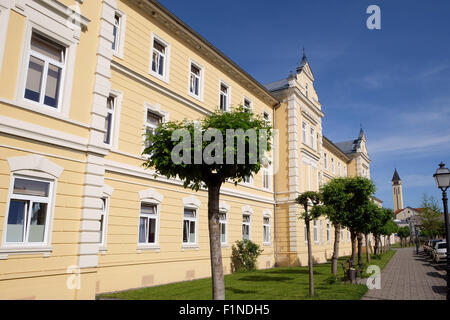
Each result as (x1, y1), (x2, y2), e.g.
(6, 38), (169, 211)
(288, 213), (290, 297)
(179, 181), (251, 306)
(158, 0), (450, 210)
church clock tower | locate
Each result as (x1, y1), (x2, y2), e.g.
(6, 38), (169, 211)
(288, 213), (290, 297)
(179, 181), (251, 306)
(392, 169), (404, 212)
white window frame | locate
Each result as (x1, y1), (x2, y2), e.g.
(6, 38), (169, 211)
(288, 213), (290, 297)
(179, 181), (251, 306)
(320, 220), (323, 244)
(305, 83), (309, 98)
(262, 168), (270, 190)
(263, 215), (271, 245)
(338, 162), (341, 176)
(104, 93), (116, 146)
(344, 166), (347, 177)
(326, 222), (331, 243)
(219, 80), (231, 112)
(242, 213), (251, 241)
(219, 211), (228, 246)
(1, 174), (56, 254)
(263, 111), (270, 126)
(16, 19), (78, 118)
(143, 103), (169, 154)
(188, 59), (204, 101)
(243, 97), (252, 113)
(313, 220), (318, 243)
(302, 121), (307, 144)
(112, 9), (126, 58)
(149, 33), (170, 83)
(331, 157), (335, 174)
(310, 127), (315, 149)
(324, 152), (328, 170)
(341, 229), (345, 241)
(182, 208), (198, 246)
(138, 202), (160, 246)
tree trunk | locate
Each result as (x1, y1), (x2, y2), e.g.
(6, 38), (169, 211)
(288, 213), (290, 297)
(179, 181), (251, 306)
(357, 233), (363, 267)
(331, 224), (341, 276)
(350, 231), (357, 267)
(306, 218), (314, 297)
(365, 234), (370, 264)
(207, 181), (225, 300)
(374, 235), (379, 255)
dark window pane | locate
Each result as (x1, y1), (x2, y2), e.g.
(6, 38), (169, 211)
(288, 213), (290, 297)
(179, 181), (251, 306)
(28, 202), (47, 242)
(183, 220), (189, 243)
(44, 64), (61, 108)
(13, 178), (49, 197)
(6, 200), (27, 242)
(139, 217), (147, 243)
(25, 56), (44, 103)
(148, 218), (156, 243)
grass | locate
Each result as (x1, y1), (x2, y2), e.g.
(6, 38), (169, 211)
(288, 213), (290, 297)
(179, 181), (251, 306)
(98, 250), (396, 300)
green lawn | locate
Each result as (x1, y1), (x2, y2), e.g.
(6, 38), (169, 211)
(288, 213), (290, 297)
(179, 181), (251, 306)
(98, 250), (396, 300)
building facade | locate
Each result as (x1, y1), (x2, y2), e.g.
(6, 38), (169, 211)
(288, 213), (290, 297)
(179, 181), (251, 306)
(0, 0), (375, 299)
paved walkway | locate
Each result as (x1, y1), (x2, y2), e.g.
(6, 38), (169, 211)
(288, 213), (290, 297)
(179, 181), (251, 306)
(362, 247), (447, 300)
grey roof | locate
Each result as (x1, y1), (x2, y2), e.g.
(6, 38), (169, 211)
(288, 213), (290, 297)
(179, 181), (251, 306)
(392, 169), (401, 182)
(334, 139), (359, 155)
(265, 78), (289, 92)
(296, 54), (309, 74)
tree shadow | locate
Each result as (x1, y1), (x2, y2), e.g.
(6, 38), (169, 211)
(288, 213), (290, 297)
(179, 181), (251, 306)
(237, 275), (294, 282)
(426, 272), (446, 280)
(431, 285), (447, 296)
(226, 287), (256, 295)
(266, 269), (322, 275)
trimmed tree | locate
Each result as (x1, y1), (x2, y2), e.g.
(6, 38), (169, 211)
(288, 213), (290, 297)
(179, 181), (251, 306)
(320, 177), (352, 275)
(142, 107), (272, 300)
(419, 194), (443, 239)
(296, 191), (322, 297)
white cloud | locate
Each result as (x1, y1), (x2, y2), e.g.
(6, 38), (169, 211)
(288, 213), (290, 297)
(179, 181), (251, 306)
(369, 133), (450, 154)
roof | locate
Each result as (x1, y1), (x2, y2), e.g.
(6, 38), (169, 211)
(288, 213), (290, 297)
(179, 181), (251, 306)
(296, 54), (309, 74)
(265, 78), (289, 92)
(334, 139), (359, 155)
(394, 207), (423, 215)
(392, 169), (401, 182)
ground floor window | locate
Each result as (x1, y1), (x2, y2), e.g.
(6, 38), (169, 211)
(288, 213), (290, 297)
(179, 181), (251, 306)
(242, 214), (251, 240)
(139, 203), (158, 244)
(183, 209), (197, 244)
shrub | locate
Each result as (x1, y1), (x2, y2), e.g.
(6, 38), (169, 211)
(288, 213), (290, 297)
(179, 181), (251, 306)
(231, 240), (263, 272)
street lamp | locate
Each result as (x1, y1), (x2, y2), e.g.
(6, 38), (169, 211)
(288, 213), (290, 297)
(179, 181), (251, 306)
(433, 162), (450, 300)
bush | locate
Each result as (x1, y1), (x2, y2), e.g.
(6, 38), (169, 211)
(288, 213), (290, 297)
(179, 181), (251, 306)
(231, 240), (263, 272)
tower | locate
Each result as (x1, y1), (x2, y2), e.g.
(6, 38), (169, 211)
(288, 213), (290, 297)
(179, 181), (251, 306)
(392, 169), (404, 212)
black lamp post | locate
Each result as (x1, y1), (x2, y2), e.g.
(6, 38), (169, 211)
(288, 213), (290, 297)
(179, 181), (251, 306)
(433, 162), (450, 300)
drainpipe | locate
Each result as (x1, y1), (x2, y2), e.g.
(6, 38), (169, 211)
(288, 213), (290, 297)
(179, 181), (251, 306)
(272, 103), (280, 266)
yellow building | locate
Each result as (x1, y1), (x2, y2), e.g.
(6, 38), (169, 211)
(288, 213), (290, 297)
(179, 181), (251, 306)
(0, 0), (375, 299)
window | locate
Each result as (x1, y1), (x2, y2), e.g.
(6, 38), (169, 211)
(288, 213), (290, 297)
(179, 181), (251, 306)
(219, 212), (227, 245)
(313, 220), (318, 243)
(302, 122), (307, 144)
(243, 98), (252, 113)
(331, 158), (335, 173)
(324, 153), (328, 170)
(183, 209), (197, 244)
(305, 84), (309, 98)
(320, 220), (323, 243)
(99, 197), (109, 246)
(5, 177), (52, 244)
(347, 231), (350, 241)
(243, 175), (252, 184)
(263, 216), (270, 244)
(112, 13), (121, 52)
(151, 36), (168, 79)
(104, 95), (115, 145)
(344, 166), (347, 177)
(242, 214), (251, 240)
(338, 162), (341, 177)
(327, 222), (330, 242)
(24, 32), (66, 109)
(139, 203), (158, 244)
(310, 127), (315, 149)
(341, 230), (344, 241)
(263, 112), (270, 126)
(189, 62), (202, 98)
(262, 169), (270, 190)
(145, 111), (162, 149)
(219, 82), (230, 111)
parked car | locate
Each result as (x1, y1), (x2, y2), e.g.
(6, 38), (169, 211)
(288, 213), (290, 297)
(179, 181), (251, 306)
(432, 241), (447, 263)
(427, 239), (442, 256)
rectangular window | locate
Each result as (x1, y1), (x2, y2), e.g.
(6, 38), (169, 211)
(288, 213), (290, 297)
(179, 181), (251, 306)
(189, 62), (202, 98)
(324, 153), (328, 169)
(341, 230), (344, 241)
(104, 95), (115, 145)
(243, 175), (252, 184)
(151, 38), (166, 77)
(310, 127), (315, 149)
(219, 212), (227, 245)
(99, 197), (109, 245)
(327, 222), (330, 242)
(263, 216), (270, 243)
(219, 83), (229, 111)
(338, 162), (341, 176)
(313, 220), (318, 243)
(262, 169), (270, 190)
(5, 177), (52, 244)
(331, 158), (335, 173)
(112, 13), (121, 52)
(320, 220), (323, 243)
(183, 209), (197, 244)
(24, 32), (65, 109)
(242, 214), (251, 240)
(263, 112), (270, 126)
(243, 98), (252, 113)
(344, 166), (347, 177)
(138, 203), (158, 244)
(145, 111), (162, 149)
(302, 122), (307, 144)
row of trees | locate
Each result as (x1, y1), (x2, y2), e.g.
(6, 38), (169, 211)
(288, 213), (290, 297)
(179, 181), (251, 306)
(296, 177), (398, 296)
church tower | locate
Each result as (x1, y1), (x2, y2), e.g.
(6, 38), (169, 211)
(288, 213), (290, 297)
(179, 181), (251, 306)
(392, 169), (404, 211)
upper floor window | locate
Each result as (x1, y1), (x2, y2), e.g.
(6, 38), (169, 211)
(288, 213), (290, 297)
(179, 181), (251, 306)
(5, 177), (53, 244)
(310, 127), (315, 149)
(326, 222), (330, 242)
(344, 166), (347, 177)
(139, 203), (158, 244)
(305, 84), (309, 98)
(242, 214), (251, 240)
(302, 122), (307, 144)
(24, 32), (66, 109)
(338, 162), (341, 176)
(145, 111), (162, 149)
(324, 153), (328, 170)
(243, 98), (252, 113)
(331, 158), (335, 173)
(263, 112), (270, 126)
(150, 35), (169, 81)
(104, 95), (116, 145)
(112, 13), (121, 52)
(189, 62), (203, 98)
(219, 82), (230, 111)
(262, 169), (270, 190)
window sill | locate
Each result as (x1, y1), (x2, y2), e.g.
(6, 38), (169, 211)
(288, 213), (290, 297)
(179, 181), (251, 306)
(221, 244), (229, 249)
(188, 91), (203, 102)
(0, 246), (53, 259)
(137, 245), (160, 253)
(182, 244), (199, 251)
(263, 242), (272, 247)
(149, 70), (169, 84)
